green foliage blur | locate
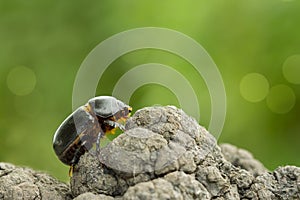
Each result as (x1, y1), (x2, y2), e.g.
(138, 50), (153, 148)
(0, 1), (300, 182)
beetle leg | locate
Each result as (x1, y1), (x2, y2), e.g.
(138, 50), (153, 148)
(118, 123), (126, 131)
(69, 165), (74, 177)
(104, 120), (126, 131)
(96, 131), (102, 155)
(68, 142), (87, 177)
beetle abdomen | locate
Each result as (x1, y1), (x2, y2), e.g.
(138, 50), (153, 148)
(53, 106), (101, 165)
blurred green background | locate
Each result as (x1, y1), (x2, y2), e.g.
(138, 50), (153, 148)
(1, 0), (300, 182)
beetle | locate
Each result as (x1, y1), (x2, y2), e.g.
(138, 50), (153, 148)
(52, 96), (132, 175)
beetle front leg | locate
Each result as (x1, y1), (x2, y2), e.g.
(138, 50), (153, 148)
(104, 120), (126, 131)
(96, 131), (103, 155)
(95, 120), (125, 155)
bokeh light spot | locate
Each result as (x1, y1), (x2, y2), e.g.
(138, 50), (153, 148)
(6, 66), (36, 96)
(266, 84), (296, 114)
(282, 55), (300, 84)
(240, 73), (269, 102)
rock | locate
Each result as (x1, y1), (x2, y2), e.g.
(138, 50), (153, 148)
(0, 162), (71, 200)
(273, 166), (300, 199)
(123, 171), (211, 200)
(70, 106), (300, 199)
(220, 143), (267, 176)
(71, 106), (217, 197)
(73, 192), (114, 200)
(1, 106), (300, 199)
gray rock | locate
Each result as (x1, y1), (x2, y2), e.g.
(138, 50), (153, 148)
(69, 106), (300, 199)
(123, 171), (211, 200)
(220, 143), (267, 176)
(73, 192), (114, 200)
(71, 106), (217, 197)
(1, 106), (300, 200)
(273, 166), (300, 199)
(195, 165), (230, 196)
(0, 162), (71, 200)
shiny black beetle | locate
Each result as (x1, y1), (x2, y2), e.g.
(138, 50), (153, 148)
(52, 96), (131, 174)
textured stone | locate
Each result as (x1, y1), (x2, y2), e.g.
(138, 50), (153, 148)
(0, 162), (71, 200)
(69, 106), (300, 199)
(220, 143), (267, 176)
(73, 192), (114, 200)
(1, 106), (300, 200)
(71, 106), (217, 198)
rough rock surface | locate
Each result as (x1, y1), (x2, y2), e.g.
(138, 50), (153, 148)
(220, 143), (267, 176)
(1, 106), (300, 199)
(0, 162), (71, 200)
